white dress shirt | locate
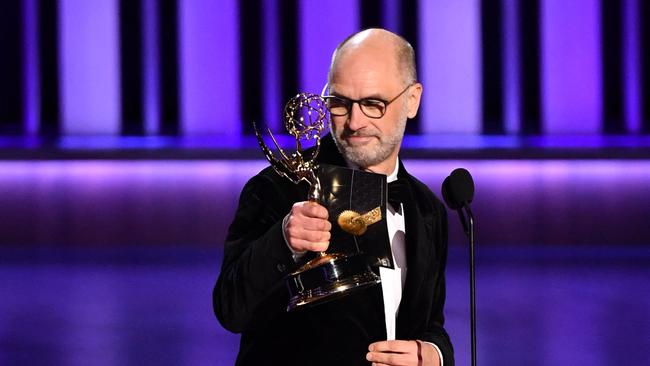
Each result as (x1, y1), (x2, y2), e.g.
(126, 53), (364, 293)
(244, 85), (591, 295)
(383, 161), (444, 365)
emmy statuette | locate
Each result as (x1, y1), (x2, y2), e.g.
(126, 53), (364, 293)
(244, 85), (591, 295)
(254, 93), (381, 311)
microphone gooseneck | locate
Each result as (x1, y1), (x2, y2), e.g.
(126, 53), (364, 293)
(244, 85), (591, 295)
(442, 168), (477, 366)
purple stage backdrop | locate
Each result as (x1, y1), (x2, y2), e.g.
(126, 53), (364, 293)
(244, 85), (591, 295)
(1, 1), (650, 365)
(2, 0), (648, 138)
(1, 159), (649, 247)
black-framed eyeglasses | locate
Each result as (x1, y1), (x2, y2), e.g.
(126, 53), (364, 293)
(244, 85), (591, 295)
(323, 83), (415, 119)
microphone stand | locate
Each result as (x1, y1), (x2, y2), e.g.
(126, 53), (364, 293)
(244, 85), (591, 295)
(458, 205), (476, 366)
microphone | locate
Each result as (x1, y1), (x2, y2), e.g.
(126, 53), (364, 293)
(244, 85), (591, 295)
(442, 168), (474, 209)
(442, 168), (477, 366)
(442, 168), (475, 234)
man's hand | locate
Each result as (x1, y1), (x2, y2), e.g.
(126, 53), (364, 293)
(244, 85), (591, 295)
(284, 201), (331, 253)
(366, 340), (440, 366)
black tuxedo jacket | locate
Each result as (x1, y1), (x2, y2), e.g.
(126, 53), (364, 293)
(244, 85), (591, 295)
(214, 135), (454, 365)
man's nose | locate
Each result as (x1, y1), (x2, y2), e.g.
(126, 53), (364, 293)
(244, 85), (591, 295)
(347, 102), (367, 131)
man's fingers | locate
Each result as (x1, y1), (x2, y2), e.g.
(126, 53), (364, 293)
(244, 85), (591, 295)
(366, 340), (422, 366)
(369, 340), (416, 353)
(289, 238), (329, 252)
(366, 351), (412, 366)
(286, 214), (329, 232)
(285, 224), (331, 243)
(285, 202), (332, 252)
(304, 204), (329, 220)
(294, 201), (329, 219)
(298, 217), (332, 232)
(299, 228), (330, 244)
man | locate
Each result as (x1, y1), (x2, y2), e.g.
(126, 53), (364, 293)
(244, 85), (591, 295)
(214, 28), (454, 365)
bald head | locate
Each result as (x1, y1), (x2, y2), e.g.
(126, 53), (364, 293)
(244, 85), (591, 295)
(327, 28), (417, 87)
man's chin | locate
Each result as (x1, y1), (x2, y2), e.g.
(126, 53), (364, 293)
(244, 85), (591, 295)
(341, 147), (383, 168)
(342, 144), (372, 158)
(343, 135), (376, 146)
(333, 135), (384, 165)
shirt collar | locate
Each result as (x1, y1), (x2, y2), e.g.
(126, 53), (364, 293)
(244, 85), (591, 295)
(386, 159), (399, 183)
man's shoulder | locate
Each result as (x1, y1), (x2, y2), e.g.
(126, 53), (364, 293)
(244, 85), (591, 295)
(242, 165), (308, 201)
(255, 165), (284, 181)
(407, 175), (437, 200)
(240, 165), (275, 189)
(402, 169), (445, 214)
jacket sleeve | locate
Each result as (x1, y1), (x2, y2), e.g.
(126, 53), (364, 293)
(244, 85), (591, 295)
(213, 173), (300, 333)
(420, 198), (455, 365)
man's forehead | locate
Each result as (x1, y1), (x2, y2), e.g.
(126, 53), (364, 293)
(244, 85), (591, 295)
(327, 77), (395, 100)
(330, 54), (400, 92)
(333, 44), (397, 73)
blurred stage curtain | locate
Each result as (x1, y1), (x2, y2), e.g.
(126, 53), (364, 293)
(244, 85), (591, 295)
(0, 0), (649, 138)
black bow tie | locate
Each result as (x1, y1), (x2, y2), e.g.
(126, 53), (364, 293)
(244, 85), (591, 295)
(387, 178), (409, 209)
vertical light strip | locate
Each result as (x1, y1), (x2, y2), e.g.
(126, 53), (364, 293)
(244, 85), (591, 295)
(383, 0), (400, 33)
(419, 0), (481, 134)
(60, 0), (120, 134)
(503, 0), (520, 134)
(299, 0), (359, 94)
(179, 0), (239, 135)
(23, 0), (39, 136)
(541, 0), (602, 134)
(624, 0), (641, 133)
(262, 0), (281, 131)
(142, 0), (160, 135)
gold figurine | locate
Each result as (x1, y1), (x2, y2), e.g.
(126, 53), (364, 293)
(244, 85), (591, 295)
(338, 207), (382, 236)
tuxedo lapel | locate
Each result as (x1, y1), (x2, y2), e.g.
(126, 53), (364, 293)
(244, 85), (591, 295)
(396, 164), (435, 339)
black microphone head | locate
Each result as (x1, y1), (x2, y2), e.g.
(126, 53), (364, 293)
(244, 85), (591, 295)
(441, 168), (475, 209)
(450, 168), (474, 204)
(442, 176), (462, 210)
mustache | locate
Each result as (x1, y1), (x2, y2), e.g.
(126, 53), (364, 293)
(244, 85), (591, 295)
(339, 128), (378, 139)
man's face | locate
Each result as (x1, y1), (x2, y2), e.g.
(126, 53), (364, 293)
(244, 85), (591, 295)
(328, 47), (419, 172)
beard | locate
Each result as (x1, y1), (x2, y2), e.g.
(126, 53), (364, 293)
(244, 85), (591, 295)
(330, 113), (407, 169)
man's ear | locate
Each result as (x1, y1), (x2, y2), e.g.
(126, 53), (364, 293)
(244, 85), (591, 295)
(406, 83), (423, 119)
